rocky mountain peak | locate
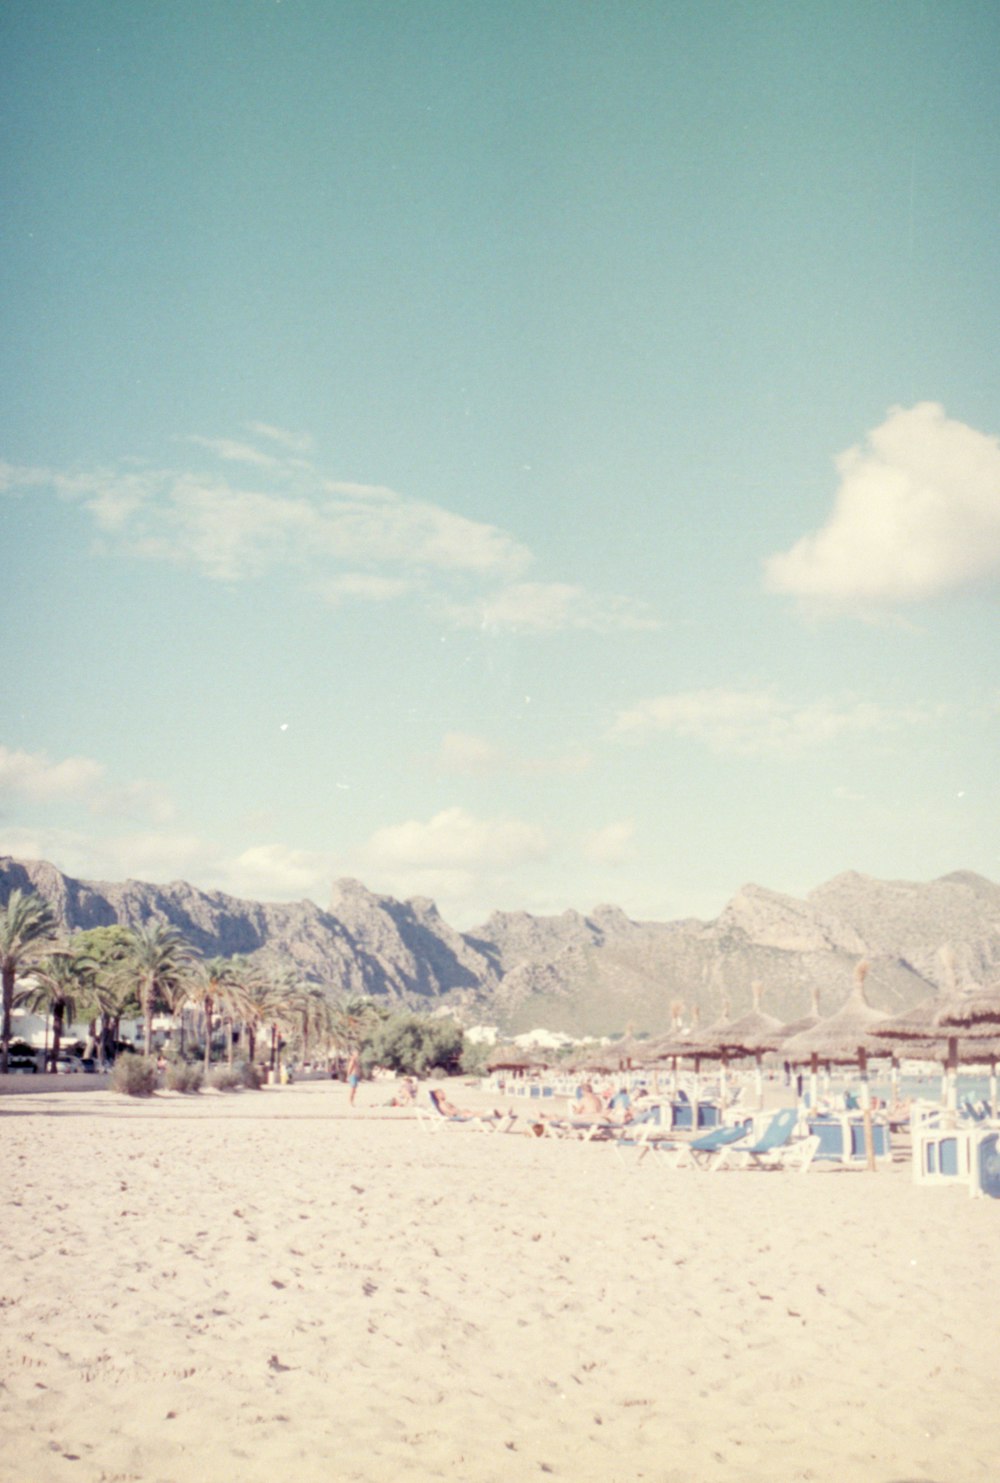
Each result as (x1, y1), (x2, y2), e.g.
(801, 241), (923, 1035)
(3, 855), (999, 1036)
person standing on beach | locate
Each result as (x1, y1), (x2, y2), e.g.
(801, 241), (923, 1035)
(347, 1049), (361, 1106)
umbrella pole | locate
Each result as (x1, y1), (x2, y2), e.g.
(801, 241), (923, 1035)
(991, 1056), (998, 1122)
(720, 1052), (728, 1112)
(859, 1047), (875, 1173)
(946, 1036), (958, 1121)
(809, 1052), (819, 1112)
(754, 1051), (764, 1110)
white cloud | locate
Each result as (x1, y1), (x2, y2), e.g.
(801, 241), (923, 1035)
(365, 807), (549, 871)
(438, 731), (592, 777)
(3, 438), (660, 633)
(222, 843), (333, 900)
(0, 745), (175, 823)
(322, 572), (413, 604)
(765, 403), (1000, 609)
(137, 478), (317, 581)
(243, 422), (314, 455)
(611, 688), (929, 755)
(582, 820), (635, 865)
(318, 482), (531, 579)
(445, 581), (660, 633)
(0, 825), (216, 887)
(0, 746), (105, 801)
(188, 436), (281, 469)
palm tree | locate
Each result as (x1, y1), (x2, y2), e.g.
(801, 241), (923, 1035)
(70, 924), (135, 1065)
(16, 948), (97, 1071)
(221, 954), (257, 1066)
(114, 921), (200, 1058)
(189, 956), (250, 1073)
(297, 983), (334, 1066)
(238, 967), (283, 1070)
(1, 889), (59, 1073)
(262, 965), (305, 1072)
(329, 994), (384, 1073)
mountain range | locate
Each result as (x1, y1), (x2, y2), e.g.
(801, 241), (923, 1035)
(2, 855), (998, 1036)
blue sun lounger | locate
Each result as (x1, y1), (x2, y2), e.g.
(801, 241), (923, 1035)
(714, 1107), (819, 1173)
(620, 1118), (753, 1171)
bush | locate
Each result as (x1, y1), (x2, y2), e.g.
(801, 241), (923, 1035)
(208, 1065), (241, 1091)
(459, 1040), (491, 1076)
(165, 1061), (203, 1093)
(110, 1055), (157, 1098)
(235, 1060), (262, 1090)
(364, 1013), (465, 1077)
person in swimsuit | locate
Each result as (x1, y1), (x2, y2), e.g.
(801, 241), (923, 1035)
(347, 1049), (361, 1105)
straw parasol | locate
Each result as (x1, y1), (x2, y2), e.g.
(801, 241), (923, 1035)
(640, 1000), (696, 1098)
(932, 968), (1000, 1116)
(781, 961), (890, 1171)
(679, 997), (737, 1109)
(696, 982), (785, 1109)
(780, 985), (823, 1042)
(935, 976), (1000, 1032)
(484, 1046), (551, 1076)
(869, 949), (999, 1114)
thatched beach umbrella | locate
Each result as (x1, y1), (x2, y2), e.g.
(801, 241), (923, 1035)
(871, 976), (977, 1115)
(703, 981), (785, 1109)
(640, 1001), (695, 1098)
(681, 998), (736, 1110)
(484, 1046), (551, 1077)
(936, 977), (1000, 1032)
(871, 949), (999, 1114)
(781, 962), (889, 1171)
(777, 987), (824, 1107)
(877, 1028), (1000, 1121)
(934, 974), (1000, 1116)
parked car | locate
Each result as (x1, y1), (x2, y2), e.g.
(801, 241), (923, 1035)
(6, 1054), (38, 1074)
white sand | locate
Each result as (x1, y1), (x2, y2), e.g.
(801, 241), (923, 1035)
(2, 1078), (998, 1483)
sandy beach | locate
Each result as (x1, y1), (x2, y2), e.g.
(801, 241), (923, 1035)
(2, 1078), (998, 1483)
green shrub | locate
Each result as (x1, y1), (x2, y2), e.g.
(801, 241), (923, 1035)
(365, 1013), (464, 1076)
(110, 1055), (157, 1097)
(165, 1061), (203, 1093)
(234, 1060), (262, 1090)
(459, 1040), (490, 1076)
(208, 1065), (241, 1091)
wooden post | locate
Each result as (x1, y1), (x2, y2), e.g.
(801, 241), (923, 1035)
(859, 1047), (875, 1173)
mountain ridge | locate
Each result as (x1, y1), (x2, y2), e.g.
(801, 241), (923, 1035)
(3, 856), (998, 1036)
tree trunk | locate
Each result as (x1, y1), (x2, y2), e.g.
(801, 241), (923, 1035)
(1, 962), (14, 1074)
(203, 996), (213, 1074)
(50, 1001), (65, 1073)
(143, 981), (152, 1059)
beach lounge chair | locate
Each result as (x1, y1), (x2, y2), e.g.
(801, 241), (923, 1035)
(672, 1119), (755, 1172)
(540, 1116), (617, 1141)
(805, 1115), (893, 1166)
(911, 1124), (975, 1186)
(417, 1089), (516, 1135)
(610, 1108), (682, 1167)
(713, 1107), (819, 1173)
(969, 1132), (1000, 1199)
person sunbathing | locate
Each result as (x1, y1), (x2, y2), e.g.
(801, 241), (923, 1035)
(431, 1088), (508, 1121)
(430, 1088), (468, 1116)
(571, 1083), (610, 1119)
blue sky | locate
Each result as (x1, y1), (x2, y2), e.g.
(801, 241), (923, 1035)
(2, 1), (998, 928)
